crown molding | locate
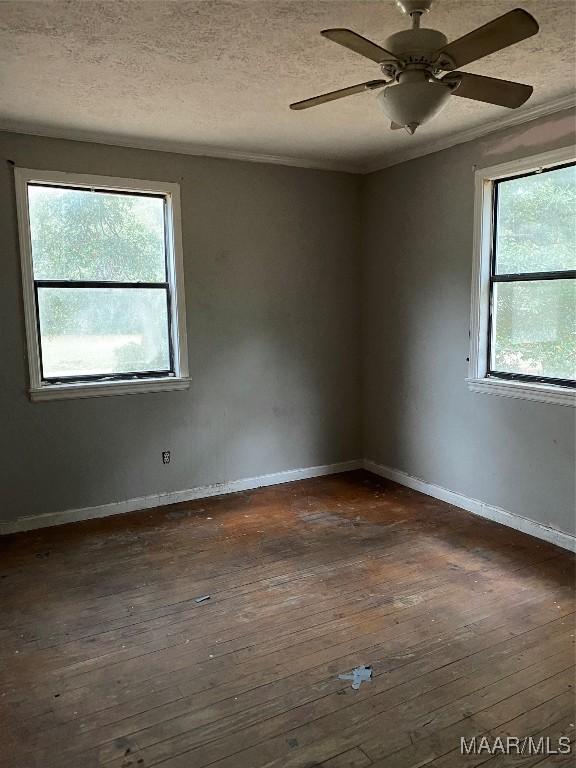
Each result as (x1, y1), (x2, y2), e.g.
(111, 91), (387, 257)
(0, 121), (362, 175)
(1, 94), (574, 177)
(362, 93), (576, 174)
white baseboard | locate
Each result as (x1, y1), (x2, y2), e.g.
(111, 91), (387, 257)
(4, 458), (574, 554)
(0, 460), (362, 535)
(364, 459), (576, 553)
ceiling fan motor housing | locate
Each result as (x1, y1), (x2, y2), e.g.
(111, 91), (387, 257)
(383, 28), (448, 68)
(378, 28), (452, 130)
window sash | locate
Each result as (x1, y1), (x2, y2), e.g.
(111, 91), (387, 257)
(491, 271), (576, 282)
(487, 166), (576, 389)
(33, 281), (175, 384)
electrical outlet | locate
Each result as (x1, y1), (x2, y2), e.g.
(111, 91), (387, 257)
(162, 450), (171, 464)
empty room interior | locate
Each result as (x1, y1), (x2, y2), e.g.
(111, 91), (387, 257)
(1, 1), (576, 766)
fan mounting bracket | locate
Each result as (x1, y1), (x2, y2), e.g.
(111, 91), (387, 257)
(433, 52), (456, 72)
(439, 72), (463, 92)
(381, 61), (402, 79)
(395, 0), (433, 17)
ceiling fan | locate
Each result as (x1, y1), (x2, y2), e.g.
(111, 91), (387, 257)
(289, 0), (539, 134)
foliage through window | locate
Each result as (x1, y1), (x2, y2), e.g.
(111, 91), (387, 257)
(16, 170), (188, 399)
(489, 162), (575, 387)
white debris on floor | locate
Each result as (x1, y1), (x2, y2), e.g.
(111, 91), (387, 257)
(338, 665), (373, 690)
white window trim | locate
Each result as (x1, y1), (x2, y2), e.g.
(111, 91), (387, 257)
(467, 146), (576, 408)
(15, 168), (190, 402)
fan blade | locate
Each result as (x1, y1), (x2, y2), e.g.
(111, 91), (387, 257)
(449, 72), (533, 108)
(321, 29), (398, 64)
(435, 9), (539, 70)
(390, 122), (403, 130)
(290, 80), (387, 110)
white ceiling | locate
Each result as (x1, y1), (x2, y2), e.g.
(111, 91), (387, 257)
(0, 0), (574, 172)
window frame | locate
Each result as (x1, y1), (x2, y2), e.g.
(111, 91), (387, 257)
(15, 168), (190, 401)
(468, 146), (576, 407)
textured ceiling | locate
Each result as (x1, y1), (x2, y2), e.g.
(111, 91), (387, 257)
(0, 0), (574, 171)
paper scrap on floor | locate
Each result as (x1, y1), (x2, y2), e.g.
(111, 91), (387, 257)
(338, 665), (373, 690)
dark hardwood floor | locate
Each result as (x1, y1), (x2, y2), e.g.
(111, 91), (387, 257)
(0, 470), (574, 768)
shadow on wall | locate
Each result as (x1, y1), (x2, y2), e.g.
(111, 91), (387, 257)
(363, 157), (472, 481)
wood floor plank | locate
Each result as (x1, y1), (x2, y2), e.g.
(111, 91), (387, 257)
(25, 593), (569, 756)
(150, 648), (572, 768)
(1, 470), (574, 768)
(420, 692), (576, 768)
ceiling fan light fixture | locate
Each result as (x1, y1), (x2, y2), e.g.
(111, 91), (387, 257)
(376, 78), (452, 131)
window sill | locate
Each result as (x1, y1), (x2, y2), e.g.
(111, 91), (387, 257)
(30, 376), (191, 402)
(466, 377), (575, 407)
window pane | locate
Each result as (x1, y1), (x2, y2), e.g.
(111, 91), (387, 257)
(495, 164), (576, 274)
(28, 185), (166, 282)
(37, 287), (171, 378)
(491, 280), (576, 381)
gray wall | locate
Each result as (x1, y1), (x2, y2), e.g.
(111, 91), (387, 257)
(362, 109), (576, 536)
(0, 132), (362, 522)
(2, 113), (574, 536)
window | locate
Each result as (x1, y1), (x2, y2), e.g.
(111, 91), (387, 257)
(15, 170), (189, 401)
(469, 147), (575, 407)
